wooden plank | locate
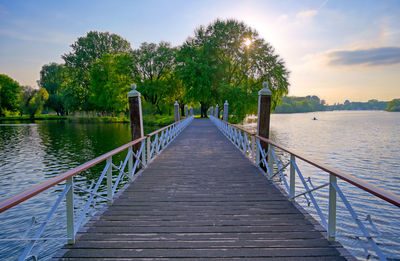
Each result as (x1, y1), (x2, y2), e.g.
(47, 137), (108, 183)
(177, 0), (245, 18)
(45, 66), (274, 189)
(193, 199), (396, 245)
(60, 248), (342, 258)
(77, 231), (327, 241)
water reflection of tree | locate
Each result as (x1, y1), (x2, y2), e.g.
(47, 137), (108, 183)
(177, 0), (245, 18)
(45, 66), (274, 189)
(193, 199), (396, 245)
(37, 121), (163, 186)
(37, 121), (131, 184)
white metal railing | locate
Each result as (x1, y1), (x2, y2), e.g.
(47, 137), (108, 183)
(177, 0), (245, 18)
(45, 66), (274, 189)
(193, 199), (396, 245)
(0, 116), (194, 261)
(210, 116), (400, 261)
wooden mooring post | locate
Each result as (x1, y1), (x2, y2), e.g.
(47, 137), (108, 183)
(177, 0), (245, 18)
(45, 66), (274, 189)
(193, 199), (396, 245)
(257, 82), (272, 171)
(128, 83), (145, 173)
(128, 84), (144, 144)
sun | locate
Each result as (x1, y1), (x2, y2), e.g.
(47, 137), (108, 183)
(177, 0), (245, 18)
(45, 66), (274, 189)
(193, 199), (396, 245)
(244, 38), (252, 47)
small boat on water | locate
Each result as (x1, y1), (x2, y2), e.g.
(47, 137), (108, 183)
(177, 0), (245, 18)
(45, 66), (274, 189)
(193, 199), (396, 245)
(312, 117), (318, 120)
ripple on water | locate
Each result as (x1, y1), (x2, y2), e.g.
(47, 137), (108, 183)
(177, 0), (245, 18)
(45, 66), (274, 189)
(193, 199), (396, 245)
(242, 111), (400, 260)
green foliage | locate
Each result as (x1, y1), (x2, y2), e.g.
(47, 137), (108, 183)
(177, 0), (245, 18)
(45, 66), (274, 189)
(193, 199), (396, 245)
(385, 99), (400, 111)
(176, 19), (289, 120)
(275, 96), (325, 113)
(327, 99), (388, 111)
(90, 53), (133, 113)
(142, 114), (175, 126)
(0, 74), (21, 115)
(38, 63), (70, 115)
(23, 88), (50, 118)
(35, 24), (289, 120)
(62, 31), (132, 110)
(132, 42), (179, 114)
(0, 115), (67, 121)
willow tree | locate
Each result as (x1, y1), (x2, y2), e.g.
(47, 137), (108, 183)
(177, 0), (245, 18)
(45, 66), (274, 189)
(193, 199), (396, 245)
(132, 42), (179, 114)
(176, 19), (289, 121)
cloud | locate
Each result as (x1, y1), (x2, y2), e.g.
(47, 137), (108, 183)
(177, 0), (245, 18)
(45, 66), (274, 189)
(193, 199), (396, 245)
(296, 10), (318, 19)
(0, 28), (74, 44)
(328, 47), (400, 66)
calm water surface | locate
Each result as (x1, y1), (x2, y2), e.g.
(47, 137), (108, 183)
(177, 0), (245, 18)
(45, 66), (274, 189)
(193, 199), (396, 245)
(242, 111), (400, 260)
(0, 111), (399, 260)
(0, 120), (158, 260)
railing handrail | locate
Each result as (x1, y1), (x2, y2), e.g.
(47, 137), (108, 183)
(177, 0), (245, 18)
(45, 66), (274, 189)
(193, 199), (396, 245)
(0, 119), (186, 213)
(216, 117), (400, 208)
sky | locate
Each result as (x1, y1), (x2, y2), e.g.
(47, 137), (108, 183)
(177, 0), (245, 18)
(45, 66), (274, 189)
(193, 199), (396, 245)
(0, 0), (399, 105)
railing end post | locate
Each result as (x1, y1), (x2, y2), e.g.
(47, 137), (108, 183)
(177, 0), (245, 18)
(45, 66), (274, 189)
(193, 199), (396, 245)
(106, 157), (113, 204)
(66, 177), (75, 244)
(289, 154), (296, 201)
(328, 174), (337, 242)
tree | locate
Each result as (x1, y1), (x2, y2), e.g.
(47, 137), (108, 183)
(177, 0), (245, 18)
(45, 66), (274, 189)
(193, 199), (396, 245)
(23, 88), (49, 118)
(89, 53), (134, 113)
(0, 74), (21, 115)
(176, 19), (289, 120)
(38, 63), (69, 115)
(19, 86), (36, 116)
(62, 31), (132, 110)
(386, 99), (400, 112)
(132, 42), (177, 114)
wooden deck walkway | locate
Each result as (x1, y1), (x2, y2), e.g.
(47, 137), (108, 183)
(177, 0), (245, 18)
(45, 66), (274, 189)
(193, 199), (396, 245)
(55, 119), (348, 260)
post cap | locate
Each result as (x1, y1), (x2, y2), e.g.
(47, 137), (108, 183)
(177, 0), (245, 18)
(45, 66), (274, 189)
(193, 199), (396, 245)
(128, 83), (140, 97)
(259, 81), (272, 96)
(185, 104), (188, 108)
(224, 100), (229, 105)
(174, 101), (179, 106)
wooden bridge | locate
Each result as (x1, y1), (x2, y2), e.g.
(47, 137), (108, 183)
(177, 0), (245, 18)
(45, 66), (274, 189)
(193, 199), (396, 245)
(2, 85), (399, 260)
(53, 119), (349, 260)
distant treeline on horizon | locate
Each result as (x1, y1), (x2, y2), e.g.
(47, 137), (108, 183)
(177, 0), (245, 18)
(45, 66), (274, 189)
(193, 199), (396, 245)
(275, 96), (400, 113)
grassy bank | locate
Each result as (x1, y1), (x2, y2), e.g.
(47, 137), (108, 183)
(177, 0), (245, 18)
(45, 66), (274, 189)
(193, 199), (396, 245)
(0, 113), (177, 127)
(68, 114), (175, 125)
(0, 115), (68, 121)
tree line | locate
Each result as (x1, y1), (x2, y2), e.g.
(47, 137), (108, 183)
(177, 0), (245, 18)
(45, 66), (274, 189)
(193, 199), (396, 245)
(275, 96), (392, 113)
(1, 19), (290, 121)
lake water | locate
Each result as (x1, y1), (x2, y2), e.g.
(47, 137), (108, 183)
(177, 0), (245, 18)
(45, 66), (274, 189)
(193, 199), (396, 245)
(0, 120), (158, 260)
(241, 111), (400, 260)
(0, 111), (399, 260)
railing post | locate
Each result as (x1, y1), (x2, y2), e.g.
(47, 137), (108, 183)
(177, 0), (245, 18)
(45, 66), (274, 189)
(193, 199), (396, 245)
(66, 177), (75, 244)
(257, 82), (272, 171)
(128, 83), (144, 163)
(290, 154), (295, 201)
(107, 157), (113, 203)
(223, 100), (229, 122)
(174, 101), (180, 122)
(185, 105), (188, 118)
(216, 104), (219, 119)
(147, 136), (151, 163)
(267, 145), (274, 178)
(141, 140), (146, 167)
(251, 135), (257, 163)
(128, 147), (133, 178)
(328, 174), (337, 241)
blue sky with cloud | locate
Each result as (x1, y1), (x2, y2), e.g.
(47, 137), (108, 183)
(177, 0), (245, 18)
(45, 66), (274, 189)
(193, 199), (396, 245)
(0, 0), (399, 104)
